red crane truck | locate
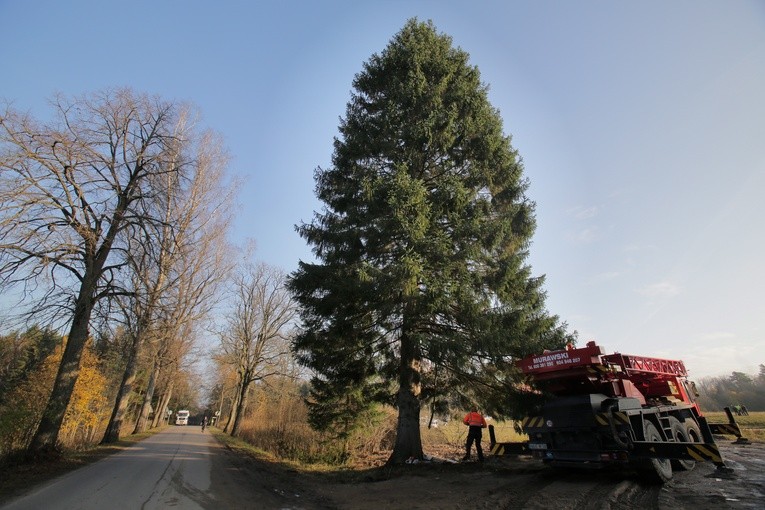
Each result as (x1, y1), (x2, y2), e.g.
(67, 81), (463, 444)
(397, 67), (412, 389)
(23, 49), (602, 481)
(490, 341), (742, 482)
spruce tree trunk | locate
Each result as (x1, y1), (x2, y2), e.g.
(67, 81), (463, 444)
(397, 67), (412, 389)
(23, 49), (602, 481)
(28, 276), (97, 455)
(389, 330), (424, 464)
(134, 359), (160, 433)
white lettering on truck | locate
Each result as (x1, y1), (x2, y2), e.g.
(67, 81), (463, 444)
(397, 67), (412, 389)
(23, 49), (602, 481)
(529, 352), (581, 370)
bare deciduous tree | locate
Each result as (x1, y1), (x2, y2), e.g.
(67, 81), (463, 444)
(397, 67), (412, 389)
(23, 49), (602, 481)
(103, 122), (233, 442)
(217, 263), (296, 436)
(0, 89), (206, 454)
(133, 232), (231, 434)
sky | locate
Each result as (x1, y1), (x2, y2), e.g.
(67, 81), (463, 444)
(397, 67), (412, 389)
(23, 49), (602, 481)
(1, 0), (764, 379)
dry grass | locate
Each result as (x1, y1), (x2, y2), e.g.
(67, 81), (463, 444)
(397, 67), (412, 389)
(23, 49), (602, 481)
(422, 418), (526, 447)
(234, 406), (395, 467)
(229, 408), (765, 474)
(234, 411), (523, 468)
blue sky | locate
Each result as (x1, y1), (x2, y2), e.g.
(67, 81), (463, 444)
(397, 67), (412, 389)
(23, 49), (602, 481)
(2, 1), (764, 378)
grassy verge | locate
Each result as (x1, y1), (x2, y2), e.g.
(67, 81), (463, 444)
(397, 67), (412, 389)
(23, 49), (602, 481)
(209, 426), (492, 484)
(210, 427), (346, 474)
(0, 427), (164, 504)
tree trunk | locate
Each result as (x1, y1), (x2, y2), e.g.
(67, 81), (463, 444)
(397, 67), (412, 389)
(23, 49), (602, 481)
(28, 280), (96, 455)
(223, 377), (242, 434)
(389, 329), (424, 464)
(214, 385), (225, 428)
(230, 377), (251, 437)
(134, 359), (160, 433)
(152, 380), (173, 428)
(101, 335), (143, 443)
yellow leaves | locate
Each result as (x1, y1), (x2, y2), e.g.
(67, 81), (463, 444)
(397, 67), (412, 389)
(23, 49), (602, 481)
(60, 346), (110, 446)
(0, 341), (110, 453)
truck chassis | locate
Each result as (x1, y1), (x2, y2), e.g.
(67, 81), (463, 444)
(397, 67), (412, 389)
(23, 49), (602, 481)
(491, 342), (742, 482)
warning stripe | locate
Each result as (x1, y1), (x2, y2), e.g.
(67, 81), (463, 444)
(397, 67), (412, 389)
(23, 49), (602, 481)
(689, 444), (722, 463)
(523, 416), (544, 429)
(687, 448), (705, 462)
(524, 412), (630, 429)
(594, 411), (630, 426)
(490, 442), (531, 456)
(710, 424), (741, 436)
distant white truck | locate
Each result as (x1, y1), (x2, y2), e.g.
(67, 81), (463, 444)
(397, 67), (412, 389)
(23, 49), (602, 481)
(175, 410), (189, 425)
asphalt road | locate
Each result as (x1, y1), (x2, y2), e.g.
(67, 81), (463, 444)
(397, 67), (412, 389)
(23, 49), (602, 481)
(2, 426), (242, 510)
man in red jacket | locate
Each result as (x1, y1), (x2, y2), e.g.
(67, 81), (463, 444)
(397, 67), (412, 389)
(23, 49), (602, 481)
(462, 407), (487, 462)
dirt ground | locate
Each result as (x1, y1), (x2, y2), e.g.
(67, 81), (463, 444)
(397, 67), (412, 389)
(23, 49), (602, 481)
(2, 434), (761, 509)
(228, 440), (765, 510)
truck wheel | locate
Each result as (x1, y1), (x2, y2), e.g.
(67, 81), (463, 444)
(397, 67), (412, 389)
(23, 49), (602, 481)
(684, 420), (702, 442)
(668, 416), (695, 471)
(637, 420), (673, 483)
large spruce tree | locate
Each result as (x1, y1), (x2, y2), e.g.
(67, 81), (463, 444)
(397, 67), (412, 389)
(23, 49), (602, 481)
(288, 19), (572, 464)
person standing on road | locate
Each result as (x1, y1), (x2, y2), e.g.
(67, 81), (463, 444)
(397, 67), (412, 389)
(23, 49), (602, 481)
(462, 407), (487, 462)
(201, 416), (207, 432)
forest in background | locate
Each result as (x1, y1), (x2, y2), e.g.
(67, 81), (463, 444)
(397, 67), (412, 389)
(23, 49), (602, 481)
(696, 366), (765, 413)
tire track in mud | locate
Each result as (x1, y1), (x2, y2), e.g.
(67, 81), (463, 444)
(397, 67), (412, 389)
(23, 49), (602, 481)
(479, 472), (547, 508)
(655, 442), (765, 510)
(595, 481), (660, 510)
(495, 442), (765, 510)
(478, 468), (661, 510)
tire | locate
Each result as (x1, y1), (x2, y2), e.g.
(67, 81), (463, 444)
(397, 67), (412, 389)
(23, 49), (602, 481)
(636, 419), (673, 483)
(684, 420), (702, 442)
(681, 419), (703, 471)
(668, 416), (695, 471)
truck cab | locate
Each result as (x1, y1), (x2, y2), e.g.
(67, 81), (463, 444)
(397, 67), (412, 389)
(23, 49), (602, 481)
(175, 410), (189, 425)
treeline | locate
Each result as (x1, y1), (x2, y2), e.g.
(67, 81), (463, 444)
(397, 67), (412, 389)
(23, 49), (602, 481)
(206, 372), (396, 466)
(696, 367), (765, 412)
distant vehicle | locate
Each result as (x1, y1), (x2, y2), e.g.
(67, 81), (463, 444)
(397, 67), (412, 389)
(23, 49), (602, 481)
(175, 410), (189, 425)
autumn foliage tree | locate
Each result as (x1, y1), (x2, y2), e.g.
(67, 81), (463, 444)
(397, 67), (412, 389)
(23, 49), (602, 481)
(0, 329), (109, 459)
(288, 20), (571, 464)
